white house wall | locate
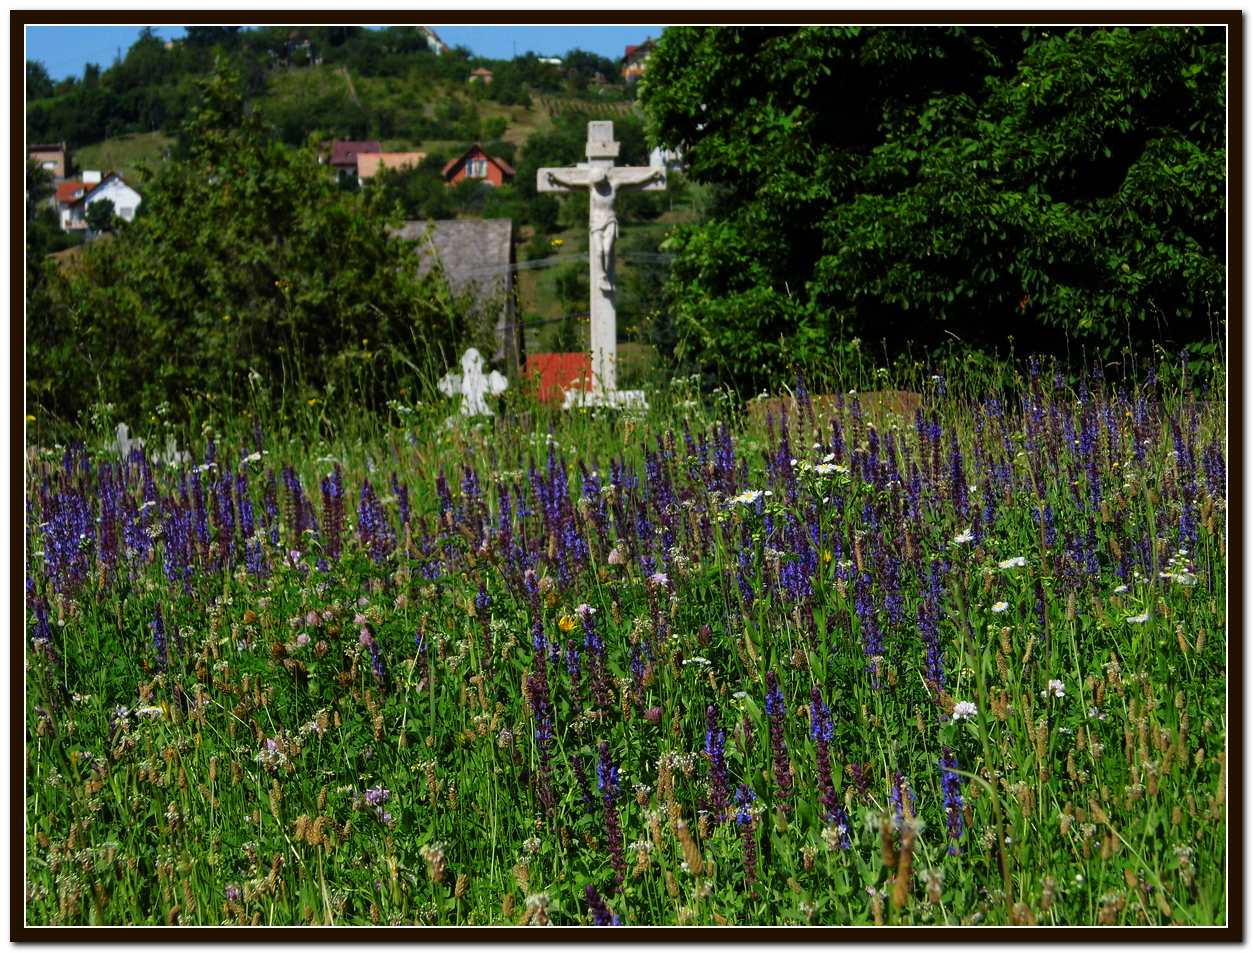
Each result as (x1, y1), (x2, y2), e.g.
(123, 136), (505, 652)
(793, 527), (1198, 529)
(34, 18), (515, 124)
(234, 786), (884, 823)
(88, 179), (142, 222)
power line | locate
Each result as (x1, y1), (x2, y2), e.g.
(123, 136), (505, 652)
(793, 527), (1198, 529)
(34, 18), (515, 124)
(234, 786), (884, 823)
(452, 250), (674, 280)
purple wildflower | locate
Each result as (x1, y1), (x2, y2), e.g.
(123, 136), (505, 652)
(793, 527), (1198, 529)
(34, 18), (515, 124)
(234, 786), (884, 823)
(705, 704), (730, 821)
(765, 671), (794, 811)
(151, 607), (169, 673)
(736, 784), (759, 895)
(939, 747), (964, 854)
(598, 742), (626, 890)
(585, 884), (621, 925)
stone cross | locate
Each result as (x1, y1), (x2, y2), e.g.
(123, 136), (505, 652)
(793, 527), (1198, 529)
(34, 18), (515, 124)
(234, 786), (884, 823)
(438, 347), (507, 417)
(538, 121), (666, 394)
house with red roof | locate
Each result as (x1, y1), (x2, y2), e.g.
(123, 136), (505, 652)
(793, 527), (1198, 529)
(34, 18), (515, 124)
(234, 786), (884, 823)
(442, 144), (515, 188)
(622, 38), (656, 82)
(56, 171), (142, 231)
(329, 139), (381, 173)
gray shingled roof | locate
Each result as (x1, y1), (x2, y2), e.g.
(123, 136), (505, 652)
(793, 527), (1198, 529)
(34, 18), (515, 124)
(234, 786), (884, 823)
(392, 219), (517, 370)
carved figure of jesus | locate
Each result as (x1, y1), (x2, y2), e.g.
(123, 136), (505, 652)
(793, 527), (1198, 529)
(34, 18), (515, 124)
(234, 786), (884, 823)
(538, 122), (668, 393)
(545, 165), (662, 291)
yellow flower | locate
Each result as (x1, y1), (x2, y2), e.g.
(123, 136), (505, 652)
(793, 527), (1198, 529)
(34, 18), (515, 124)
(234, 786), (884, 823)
(558, 615), (576, 634)
(223, 314), (231, 323)
(822, 549), (833, 565)
(25, 414), (35, 424)
(307, 398), (320, 407)
(550, 238), (564, 248)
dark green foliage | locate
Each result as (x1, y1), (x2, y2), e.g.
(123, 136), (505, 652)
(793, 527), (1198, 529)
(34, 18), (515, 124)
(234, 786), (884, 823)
(26, 64), (463, 430)
(24, 163), (82, 312)
(642, 26), (1226, 390)
(84, 198), (116, 233)
(26, 60), (54, 101)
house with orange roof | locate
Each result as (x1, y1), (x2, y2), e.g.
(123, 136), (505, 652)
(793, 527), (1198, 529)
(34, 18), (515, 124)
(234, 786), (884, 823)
(356, 151), (427, 184)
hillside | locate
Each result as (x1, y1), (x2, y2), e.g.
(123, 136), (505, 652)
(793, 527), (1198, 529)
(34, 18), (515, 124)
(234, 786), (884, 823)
(27, 26), (640, 169)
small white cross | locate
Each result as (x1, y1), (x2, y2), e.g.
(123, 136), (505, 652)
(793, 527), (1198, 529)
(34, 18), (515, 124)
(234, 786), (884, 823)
(438, 347), (507, 417)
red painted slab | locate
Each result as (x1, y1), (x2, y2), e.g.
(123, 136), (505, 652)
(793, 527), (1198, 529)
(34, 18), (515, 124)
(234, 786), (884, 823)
(524, 353), (592, 404)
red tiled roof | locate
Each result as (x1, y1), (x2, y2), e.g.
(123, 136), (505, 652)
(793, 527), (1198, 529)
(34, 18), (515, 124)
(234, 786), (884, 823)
(56, 180), (87, 204)
(330, 140), (381, 166)
(524, 353), (592, 404)
(441, 144), (516, 179)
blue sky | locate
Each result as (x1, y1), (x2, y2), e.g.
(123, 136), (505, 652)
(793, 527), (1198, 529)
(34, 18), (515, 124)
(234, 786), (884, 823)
(24, 24), (667, 81)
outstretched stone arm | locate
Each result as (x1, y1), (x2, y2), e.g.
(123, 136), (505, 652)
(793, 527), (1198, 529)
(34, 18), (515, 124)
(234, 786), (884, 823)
(610, 166), (666, 188)
(538, 167), (593, 191)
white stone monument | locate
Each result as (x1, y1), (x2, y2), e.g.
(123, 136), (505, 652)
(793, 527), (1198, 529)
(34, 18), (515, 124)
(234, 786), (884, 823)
(538, 121), (666, 407)
(438, 347), (508, 418)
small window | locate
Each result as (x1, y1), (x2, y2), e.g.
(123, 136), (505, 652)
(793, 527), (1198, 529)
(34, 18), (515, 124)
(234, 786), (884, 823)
(467, 158), (487, 178)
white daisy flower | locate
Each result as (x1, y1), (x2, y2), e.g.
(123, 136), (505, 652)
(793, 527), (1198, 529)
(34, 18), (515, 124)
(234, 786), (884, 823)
(998, 556), (1027, 569)
(991, 601), (1009, 613)
(952, 529), (974, 545)
(951, 700), (978, 721)
(1126, 612), (1149, 624)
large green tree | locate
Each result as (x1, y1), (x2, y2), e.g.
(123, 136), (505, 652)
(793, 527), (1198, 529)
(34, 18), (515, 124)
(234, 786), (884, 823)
(27, 63), (464, 428)
(641, 26), (1226, 387)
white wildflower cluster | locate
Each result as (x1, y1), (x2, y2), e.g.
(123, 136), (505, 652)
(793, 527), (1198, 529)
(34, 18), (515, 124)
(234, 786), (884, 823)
(729, 489), (765, 506)
(951, 700), (978, 721)
(998, 556), (1027, 570)
(1160, 548), (1198, 586)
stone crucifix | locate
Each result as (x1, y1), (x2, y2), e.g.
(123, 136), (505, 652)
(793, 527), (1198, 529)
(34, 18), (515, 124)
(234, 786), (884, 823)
(538, 121), (666, 394)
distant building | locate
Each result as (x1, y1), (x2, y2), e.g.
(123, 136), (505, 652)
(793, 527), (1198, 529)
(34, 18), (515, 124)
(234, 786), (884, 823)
(468, 67), (494, 85)
(56, 171), (141, 231)
(649, 145), (684, 172)
(538, 56), (563, 66)
(442, 144), (516, 188)
(29, 142), (68, 180)
(391, 219), (520, 373)
(419, 26), (449, 55)
(622, 39), (657, 82)
(356, 151), (427, 183)
(329, 139), (381, 173)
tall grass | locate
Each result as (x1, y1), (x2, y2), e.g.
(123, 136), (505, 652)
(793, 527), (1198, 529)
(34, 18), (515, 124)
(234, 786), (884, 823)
(24, 352), (1226, 926)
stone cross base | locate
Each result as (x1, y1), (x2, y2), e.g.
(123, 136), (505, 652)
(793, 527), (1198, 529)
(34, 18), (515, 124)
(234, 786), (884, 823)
(561, 388), (649, 411)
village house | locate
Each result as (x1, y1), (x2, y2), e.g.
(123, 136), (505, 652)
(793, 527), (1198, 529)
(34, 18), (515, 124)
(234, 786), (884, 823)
(391, 219), (520, 374)
(29, 142), (69, 180)
(356, 151), (427, 185)
(56, 171), (142, 231)
(468, 67), (494, 85)
(442, 144), (515, 188)
(622, 39), (656, 82)
(329, 139), (381, 174)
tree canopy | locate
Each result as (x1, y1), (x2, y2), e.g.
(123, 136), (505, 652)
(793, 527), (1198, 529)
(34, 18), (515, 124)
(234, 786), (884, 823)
(641, 26), (1226, 388)
(27, 63), (464, 428)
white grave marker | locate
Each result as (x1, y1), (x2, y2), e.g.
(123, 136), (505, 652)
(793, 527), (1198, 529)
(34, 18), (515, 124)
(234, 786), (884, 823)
(438, 347), (507, 417)
(538, 121), (666, 400)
